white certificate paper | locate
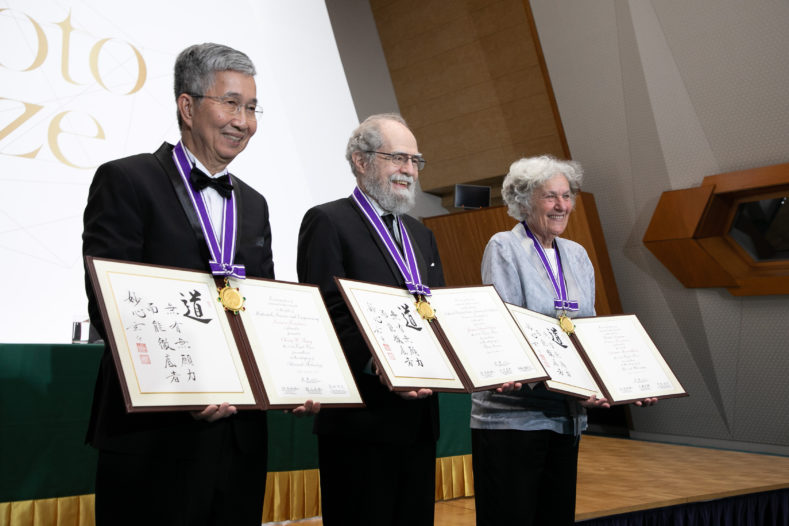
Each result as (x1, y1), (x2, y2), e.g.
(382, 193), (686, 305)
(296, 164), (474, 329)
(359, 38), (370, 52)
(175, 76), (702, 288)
(87, 257), (364, 411)
(238, 278), (363, 407)
(90, 258), (257, 410)
(336, 278), (465, 392)
(573, 315), (686, 403)
(428, 286), (548, 389)
(506, 304), (601, 398)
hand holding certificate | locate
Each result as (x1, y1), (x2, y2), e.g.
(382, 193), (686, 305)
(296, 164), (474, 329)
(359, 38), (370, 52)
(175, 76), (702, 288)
(87, 257), (363, 411)
(335, 278), (548, 392)
(568, 314), (686, 404)
(507, 305), (687, 404)
(335, 276), (686, 403)
(426, 285), (549, 390)
(506, 305), (602, 399)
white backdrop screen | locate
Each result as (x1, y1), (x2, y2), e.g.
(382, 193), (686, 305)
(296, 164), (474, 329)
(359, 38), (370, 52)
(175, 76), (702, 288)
(0, 1), (359, 342)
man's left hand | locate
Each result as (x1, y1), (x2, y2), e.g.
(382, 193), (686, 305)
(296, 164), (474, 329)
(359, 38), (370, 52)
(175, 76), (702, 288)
(289, 400), (321, 416)
(397, 388), (433, 400)
(580, 394), (610, 409)
(192, 402), (237, 422)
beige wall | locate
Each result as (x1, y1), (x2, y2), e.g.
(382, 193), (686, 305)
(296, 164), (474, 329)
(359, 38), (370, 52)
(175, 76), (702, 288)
(530, 0), (789, 454)
(369, 0), (569, 209)
(328, 0), (789, 454)
(325, 0), (447, 220)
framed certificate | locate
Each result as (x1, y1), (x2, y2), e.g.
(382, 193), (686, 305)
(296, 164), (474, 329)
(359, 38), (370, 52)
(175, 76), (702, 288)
(571, 315), (687, 404)
(428, 286), (548, 390)
(238, 278), (364, 408)
(506, 303), (687, 404)
(506, 305), (601, 398)
(86, 257), (363, 411)
(335, 279), (549, 392)
(335, 278), (466, 392)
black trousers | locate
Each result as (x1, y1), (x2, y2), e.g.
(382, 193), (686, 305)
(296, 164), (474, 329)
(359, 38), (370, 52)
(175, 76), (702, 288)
(472, 428), (580, 526)
(317, 434), (436, 526)
(95, 428), (267, 526)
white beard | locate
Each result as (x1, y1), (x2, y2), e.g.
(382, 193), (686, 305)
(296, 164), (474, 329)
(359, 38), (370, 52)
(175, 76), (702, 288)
(360, 167), (416, 215)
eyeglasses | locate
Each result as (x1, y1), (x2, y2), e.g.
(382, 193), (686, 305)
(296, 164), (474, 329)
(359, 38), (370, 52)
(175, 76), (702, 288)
(190, 94), (263, 119)
(365, 150), (426, 171)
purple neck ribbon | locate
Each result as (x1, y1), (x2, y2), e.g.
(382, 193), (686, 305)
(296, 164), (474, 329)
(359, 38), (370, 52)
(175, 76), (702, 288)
(522, 221), (578, 312)
(352, 187), (430, 297)
(172, 141), (245, 279)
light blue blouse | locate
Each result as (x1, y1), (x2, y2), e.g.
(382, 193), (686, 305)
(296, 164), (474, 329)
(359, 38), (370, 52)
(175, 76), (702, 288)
(470, 224), (596, 436)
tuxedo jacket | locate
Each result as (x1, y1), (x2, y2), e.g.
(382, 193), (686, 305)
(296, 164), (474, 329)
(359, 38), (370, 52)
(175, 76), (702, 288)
(296, 196), (445, 445)
(82, 142), (273, 457)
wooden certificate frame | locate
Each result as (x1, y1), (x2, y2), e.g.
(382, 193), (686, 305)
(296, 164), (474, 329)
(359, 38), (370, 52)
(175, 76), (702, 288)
(238, 277), (363, 408)
(335, 278), (548, 392)
(507, 304), (687, 404)
(335, 277), (466, 392)
(571, 315), (687, 404)
(428, 285), (548, 390)
(86, 257), (363, 412)
(506, 305), (602, 399)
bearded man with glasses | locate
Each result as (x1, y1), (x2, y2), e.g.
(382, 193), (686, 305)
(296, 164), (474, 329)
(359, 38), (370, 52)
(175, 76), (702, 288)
(297, 113), (445, 526)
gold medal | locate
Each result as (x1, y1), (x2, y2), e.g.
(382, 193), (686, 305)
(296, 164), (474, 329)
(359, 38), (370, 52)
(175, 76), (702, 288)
(559, 314), (575, 334)
(415, 297), (436, 322)
(217, 278), (245, 314)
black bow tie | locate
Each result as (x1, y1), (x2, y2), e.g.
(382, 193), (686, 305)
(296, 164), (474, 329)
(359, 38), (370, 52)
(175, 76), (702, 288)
(190, 166), (233, 199)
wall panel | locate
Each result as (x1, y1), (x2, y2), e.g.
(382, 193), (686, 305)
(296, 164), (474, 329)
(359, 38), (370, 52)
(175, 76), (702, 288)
(370, 0), (569, 206)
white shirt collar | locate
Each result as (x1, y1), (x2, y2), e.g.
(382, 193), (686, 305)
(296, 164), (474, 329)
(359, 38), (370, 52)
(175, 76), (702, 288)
(182, 144), (228, 178)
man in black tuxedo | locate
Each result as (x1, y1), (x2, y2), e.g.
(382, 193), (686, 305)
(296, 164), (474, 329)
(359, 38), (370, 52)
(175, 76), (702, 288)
(83, 43), (316, 526)
(297, 113), (445, 526)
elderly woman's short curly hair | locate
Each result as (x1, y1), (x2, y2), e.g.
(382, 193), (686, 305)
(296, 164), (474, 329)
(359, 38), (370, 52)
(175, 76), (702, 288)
(501, 155), (584, 221)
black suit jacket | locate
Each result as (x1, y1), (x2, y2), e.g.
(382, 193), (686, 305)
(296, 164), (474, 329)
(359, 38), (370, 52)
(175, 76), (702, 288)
(296, 196), (445, 445)
(82, 142), (273, 457)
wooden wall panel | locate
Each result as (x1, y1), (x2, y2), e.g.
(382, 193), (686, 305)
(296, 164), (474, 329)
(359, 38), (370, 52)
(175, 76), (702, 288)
(370, 0), (569, 204)
(403, 66), (547, 130)
(643, 162), (789, 295)
(702, 162), (789, 194)
(642, 186), (714, 242)
(646, 239), (738, 288)
(574, 191), (623, 315)
(424, 193), (623, 315)
(424, 206), (515, 286)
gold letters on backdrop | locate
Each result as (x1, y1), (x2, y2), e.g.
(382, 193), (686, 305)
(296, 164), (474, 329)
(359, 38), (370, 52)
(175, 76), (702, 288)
(0, 8), (147, 168)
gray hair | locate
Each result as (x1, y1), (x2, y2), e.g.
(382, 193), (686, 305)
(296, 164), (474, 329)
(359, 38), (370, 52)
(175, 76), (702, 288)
(174, 43), (256, 128)
(345, 113), (408, 177)
(502, 155), (584, 221)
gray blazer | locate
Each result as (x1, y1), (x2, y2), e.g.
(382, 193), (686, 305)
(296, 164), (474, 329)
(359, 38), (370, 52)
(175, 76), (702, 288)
(471, 223), (596, 434)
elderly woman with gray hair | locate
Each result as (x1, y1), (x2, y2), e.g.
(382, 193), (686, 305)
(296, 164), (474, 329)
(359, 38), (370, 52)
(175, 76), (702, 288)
(472, 155), (609, 525)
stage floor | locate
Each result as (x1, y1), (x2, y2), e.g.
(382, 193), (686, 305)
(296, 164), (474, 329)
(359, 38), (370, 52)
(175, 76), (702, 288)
(575, 435), (789, 521)
(281, 435), (789, 525)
